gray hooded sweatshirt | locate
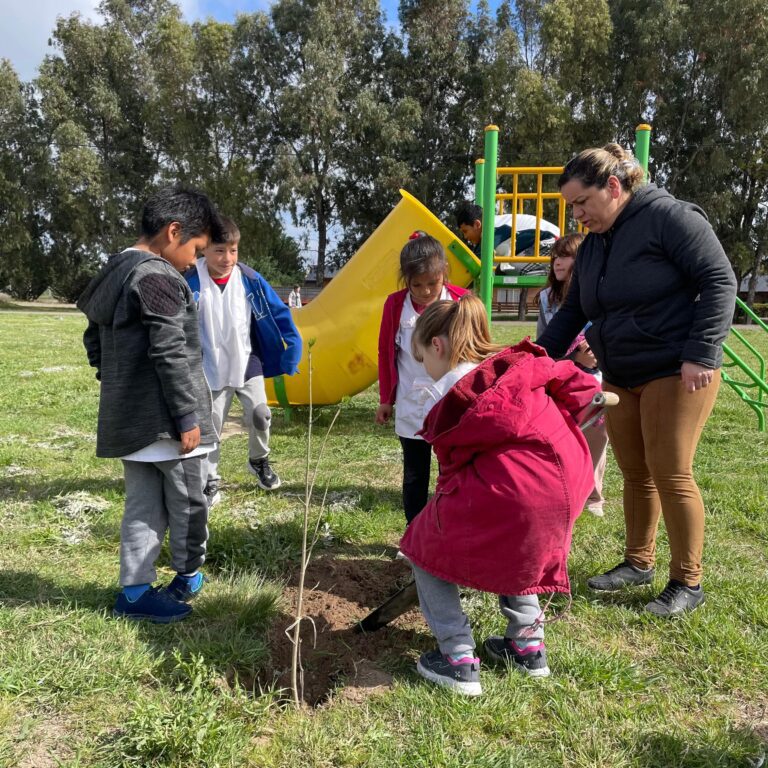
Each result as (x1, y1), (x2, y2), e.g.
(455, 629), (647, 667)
(77, 249), (216, 458)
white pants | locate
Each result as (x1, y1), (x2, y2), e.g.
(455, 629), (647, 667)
(206, 376), (270, 482)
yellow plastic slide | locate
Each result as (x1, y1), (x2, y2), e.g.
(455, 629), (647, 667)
(266, 190), (480, 406)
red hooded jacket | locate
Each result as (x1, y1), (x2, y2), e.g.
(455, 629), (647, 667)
(399, 340), (599, 596)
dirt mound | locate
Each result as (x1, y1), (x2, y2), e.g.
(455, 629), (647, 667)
(259, 555), (425, 706)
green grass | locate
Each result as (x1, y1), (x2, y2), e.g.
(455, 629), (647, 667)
(0, 311), (766, 767)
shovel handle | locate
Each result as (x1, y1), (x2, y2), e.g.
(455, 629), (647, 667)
(580, 391), (620, 431)
(591, 391), (619, 408)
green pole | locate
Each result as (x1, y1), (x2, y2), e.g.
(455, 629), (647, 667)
(474, 159), (485, 206)
(635, 123), (652, 181)
(480, 125), (499, 319)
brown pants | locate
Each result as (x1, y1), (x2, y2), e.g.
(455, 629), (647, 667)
(603, 372), (720, 586)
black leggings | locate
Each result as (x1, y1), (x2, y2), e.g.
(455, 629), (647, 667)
(399, 437), (432, 525)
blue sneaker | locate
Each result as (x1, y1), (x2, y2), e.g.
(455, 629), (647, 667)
(166, 572), (205, 603)
(113, 586), (192, 623)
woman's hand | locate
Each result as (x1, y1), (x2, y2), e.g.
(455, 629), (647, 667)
(375, 403), (393, 425)
(573, 339), (597, 369)
(681, 362), (714, 393)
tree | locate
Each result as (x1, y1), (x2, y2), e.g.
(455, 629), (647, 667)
(249, 0), (412, 282)
(0, 61), (50, 299)
(609, 0), (768, 305)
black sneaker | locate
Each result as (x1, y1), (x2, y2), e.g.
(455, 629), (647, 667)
(203, 481), (221, 508)
(416, 649), (482, 696)
(166, 572), (205, 603)
(248, 457), (281, 490)
(113, 586), (192, 624)
(587, 560), (655, 591)
(645, 580), (705, 617)
(483, 636), (550, 677)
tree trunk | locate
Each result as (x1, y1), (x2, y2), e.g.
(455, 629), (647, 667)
(316, 192), (327, 286)
(517, 287), (528, 321)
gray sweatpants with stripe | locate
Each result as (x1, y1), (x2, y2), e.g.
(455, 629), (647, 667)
(412, 563), (544, 657)
(119, 457), (209, 586)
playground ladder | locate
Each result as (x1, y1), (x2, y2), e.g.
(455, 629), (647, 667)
(722, 297), (768, 431)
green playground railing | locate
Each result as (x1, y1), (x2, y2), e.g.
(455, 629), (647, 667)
(722, 298), (768, 431)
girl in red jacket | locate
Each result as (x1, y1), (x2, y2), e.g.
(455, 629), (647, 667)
(400, 294), (599, 696)
(375, 232), (468, 525)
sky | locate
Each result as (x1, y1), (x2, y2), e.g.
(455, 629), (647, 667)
(1, 0), (400, 82)
(1, 0), (404, 263)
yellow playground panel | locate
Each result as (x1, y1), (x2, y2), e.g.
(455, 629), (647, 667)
(265, 190), (479, 406)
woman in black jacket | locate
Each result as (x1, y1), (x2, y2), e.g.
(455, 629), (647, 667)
(537, 143), (737, 617)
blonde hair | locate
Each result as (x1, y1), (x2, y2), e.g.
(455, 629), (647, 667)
(412, 293), (503, 368)
(559, 143), (645, 193)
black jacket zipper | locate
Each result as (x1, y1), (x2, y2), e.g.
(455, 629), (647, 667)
(597, 231), (613, 380)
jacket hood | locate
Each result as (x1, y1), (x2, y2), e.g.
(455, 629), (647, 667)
(421, 339), (598, 471)
(77, 249), (159, 325)
(422, 340), (538, 448)
(613, 184), (707, 230)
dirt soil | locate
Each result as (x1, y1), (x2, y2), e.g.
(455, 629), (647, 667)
(257, 555), (425, 706)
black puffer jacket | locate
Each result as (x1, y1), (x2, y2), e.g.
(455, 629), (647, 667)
(77, 249), (216, 458)
(537, 185), (737, 388)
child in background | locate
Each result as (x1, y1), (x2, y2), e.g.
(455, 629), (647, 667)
(78, 186), (222, 623)
(537, 233), (609, 516)
(400, 294), (599, 696)
(288, 284), (302, 308)
(375, 232), (468, 526)
(186, 217), (302, 501)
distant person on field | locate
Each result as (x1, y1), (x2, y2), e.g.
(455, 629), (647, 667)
(78, 186), (222, 624)
(186, 216), (302, 501)
(288, 284), (302, 308)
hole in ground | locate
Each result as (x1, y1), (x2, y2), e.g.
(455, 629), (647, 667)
(256, 555), (426, 706)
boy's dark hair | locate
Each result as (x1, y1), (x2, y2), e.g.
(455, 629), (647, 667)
(140, 186), (223, 243)
(293, 284), (300, 290)
(455, 201), (483, 228)
(213, 215), (240, 244)
(399, 231), (449, 285)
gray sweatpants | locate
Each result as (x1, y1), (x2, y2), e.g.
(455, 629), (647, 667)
(207, 376), (271, 482)
(119, 456), (209, 586)
(412, 563), (544, 657)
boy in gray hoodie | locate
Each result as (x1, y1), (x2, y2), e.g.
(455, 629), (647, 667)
(78, 186), (222, 623)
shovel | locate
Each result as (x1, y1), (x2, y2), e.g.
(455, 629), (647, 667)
(354, 390), (619, 633)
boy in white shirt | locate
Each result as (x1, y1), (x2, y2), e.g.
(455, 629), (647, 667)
(186, 217), (302, 503)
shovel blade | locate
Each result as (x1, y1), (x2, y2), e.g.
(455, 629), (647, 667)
(355, 579), (419, 633)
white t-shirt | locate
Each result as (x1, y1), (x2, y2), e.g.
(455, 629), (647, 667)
(121, 440), (213, 462)
(394, 288), (450, 439)
(197, 261), (251, 391)
(420, 362), (480, 421)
